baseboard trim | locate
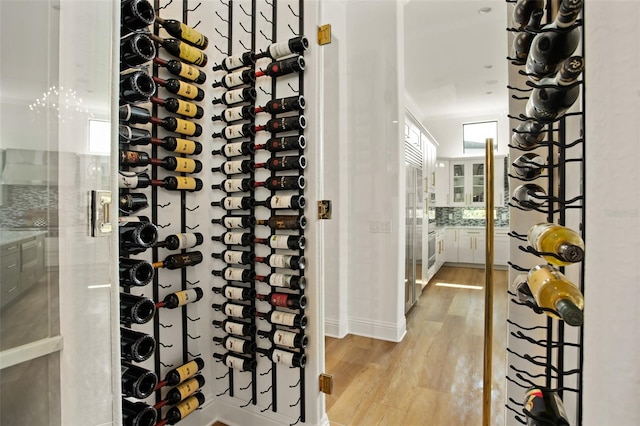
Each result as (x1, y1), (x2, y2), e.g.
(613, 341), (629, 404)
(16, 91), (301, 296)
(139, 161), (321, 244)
(324, 318), (348, 338)
(348, 316), (406, 342)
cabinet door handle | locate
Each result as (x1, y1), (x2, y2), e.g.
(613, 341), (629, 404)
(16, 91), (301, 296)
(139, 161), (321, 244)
(470, 238), (473, 250)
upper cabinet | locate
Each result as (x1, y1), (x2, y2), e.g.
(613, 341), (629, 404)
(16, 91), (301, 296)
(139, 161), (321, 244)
(434, 156), (505, 207)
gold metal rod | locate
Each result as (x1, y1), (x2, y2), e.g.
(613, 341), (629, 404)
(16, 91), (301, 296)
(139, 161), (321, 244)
(483, 138), (495, 426)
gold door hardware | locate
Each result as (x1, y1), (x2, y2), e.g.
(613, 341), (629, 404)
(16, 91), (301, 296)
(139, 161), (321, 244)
(319, 373), (333, 394)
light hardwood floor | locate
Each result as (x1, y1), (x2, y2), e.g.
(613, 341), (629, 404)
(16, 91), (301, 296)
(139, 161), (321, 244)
(325, 266), (508, 426)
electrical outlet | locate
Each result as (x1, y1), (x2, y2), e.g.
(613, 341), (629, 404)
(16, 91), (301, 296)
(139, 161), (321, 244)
(370, 220), (392, 233)
(448, 213), (453, 220)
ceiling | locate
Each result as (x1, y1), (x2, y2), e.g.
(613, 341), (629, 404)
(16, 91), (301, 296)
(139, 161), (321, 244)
(403, 0), (509, 122)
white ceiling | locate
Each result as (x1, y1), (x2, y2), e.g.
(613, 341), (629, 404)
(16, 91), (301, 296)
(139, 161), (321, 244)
(403, 0), (509, 122)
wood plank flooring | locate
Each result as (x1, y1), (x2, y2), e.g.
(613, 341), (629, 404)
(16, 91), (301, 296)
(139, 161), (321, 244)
(326, 266), (508, 426)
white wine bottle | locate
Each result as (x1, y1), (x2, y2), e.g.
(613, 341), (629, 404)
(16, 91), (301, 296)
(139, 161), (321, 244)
(528, 223), (584, 265)
(527, 265), (584, 326)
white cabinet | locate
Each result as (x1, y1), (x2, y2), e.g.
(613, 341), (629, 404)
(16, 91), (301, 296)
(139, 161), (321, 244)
(458, 229), (485, 264)
(444, 228), (459, 262)
(443, 227), (508, 266)
(424, 138), (437, 193)
(435, 229), (445, 271)
(441, 157), (505, 207)
(494, 229), (510, 266)
(434, 159), (449, 207)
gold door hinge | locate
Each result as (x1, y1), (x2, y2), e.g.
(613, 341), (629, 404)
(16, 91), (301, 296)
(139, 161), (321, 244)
(319, 373), (333, 394)
(318, 24), (332, 45)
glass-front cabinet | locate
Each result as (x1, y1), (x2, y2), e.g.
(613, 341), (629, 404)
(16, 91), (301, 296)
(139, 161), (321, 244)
(449, 158), (504, 207)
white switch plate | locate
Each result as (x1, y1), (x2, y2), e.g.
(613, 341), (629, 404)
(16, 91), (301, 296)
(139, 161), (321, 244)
(370, 220), (392, 233)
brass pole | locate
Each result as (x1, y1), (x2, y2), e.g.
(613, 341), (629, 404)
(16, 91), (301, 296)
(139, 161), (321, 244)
(483, 138), (495, 426)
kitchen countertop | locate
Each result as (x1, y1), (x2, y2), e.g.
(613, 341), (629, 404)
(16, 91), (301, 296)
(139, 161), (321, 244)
(0, 230), (48, 246)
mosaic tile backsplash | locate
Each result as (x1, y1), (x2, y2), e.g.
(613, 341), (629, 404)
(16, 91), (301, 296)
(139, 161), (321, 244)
(0, 185), (58, 228)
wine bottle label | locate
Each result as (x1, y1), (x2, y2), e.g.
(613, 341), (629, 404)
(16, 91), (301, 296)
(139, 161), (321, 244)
(270, 195), (294, 209)
(224, 321), (245, 335)
(173, 138), (197, 154)
(179, 23), (206, 47)
(175, 99), (198, 117)
(223, 69), (250, 88)
(269, 273), (293, 288)
(176, 81), (198, 99)
(174, 289), (199, 307)
(270, 293), (290, 307)
(174, 157), (197, 173)
(223, 142), (246, 157)
(224, 285), (245, 299)
(178, 43), (206, 66)
(175, 377), (200, 400)
(173, 233), (198, 249)
(223, 197), (245, 210)
(224, 55), (246, 70)
(223, 160), (244, 174)
(223, 232), (245, 245)
(119, 172), (139, 188)
(222, 217), (247, 229)
(527, 223), (552, 249)
(269, 41), (295, 60)
(270, 311), (296, 327)
(122, 151), (145, 165)
(273, 329), (297, 348)
(178, 63), (199, 81)
(223, 124), (248, 140)
(224, 336), (247, 352)
(268, 255), (293, 269)
(175, 177), (198, 190)
(224, 354), (244, 369)
(174, 360), (199, 383)
(176, 394), (201, 418)
(223, 267), (246, 281)
(224, 303), (246, 317)
(223, 179), (245, 193)
(222, 251), (245, 265)
(223, 88), (247, 105)
(118, 216), (146, 223)
(174, 118), (197, 135)
(269, 235), (292, 249)
(271, 348), (295, 366)
(223, 106), (246, 122)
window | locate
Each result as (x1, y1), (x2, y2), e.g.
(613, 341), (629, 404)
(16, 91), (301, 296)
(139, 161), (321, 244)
(463, 121), (498, 154)
(88, 119), (110, 154)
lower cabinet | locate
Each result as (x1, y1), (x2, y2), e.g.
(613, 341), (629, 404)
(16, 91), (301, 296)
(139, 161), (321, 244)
(435, 229), (445, 270)
(441, 227), (509, 267)
(444, 228), (459, 262)
(494, 229), (509, 266)
(458, 229), (485, 264)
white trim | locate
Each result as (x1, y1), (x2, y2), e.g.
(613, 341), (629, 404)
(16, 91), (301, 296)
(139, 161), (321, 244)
(348, 316), (407, 343)
(0, 335), (63, 370)
(324, 318), (348, 339)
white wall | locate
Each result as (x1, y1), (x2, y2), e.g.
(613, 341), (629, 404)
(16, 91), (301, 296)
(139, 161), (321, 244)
(583, 2), (640, 425)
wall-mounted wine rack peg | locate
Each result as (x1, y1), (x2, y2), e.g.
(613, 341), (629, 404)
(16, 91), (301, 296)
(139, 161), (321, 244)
(505, 0), (585, 424)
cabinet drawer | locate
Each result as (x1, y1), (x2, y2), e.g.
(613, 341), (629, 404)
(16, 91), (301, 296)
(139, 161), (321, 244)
(0, 243), (20, 257)
(1, 254), (21, 307)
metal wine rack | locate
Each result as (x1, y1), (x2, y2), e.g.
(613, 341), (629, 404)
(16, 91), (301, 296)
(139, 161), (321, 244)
(505, 1), (585, 425)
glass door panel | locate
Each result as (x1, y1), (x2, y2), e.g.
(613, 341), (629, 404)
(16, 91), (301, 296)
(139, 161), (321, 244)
(471, 162), (485, 204)
(452, 163), (466, 205)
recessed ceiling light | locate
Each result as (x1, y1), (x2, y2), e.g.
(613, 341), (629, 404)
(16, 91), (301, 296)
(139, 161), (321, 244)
(485, 80), (498, 85)
(486, 91), (493, 95)
(478, 7), (492, 14)
(484, 65), (493, 69)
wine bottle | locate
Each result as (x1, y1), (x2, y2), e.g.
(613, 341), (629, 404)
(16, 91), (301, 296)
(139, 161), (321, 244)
(256, 116), (306, 134)
(258, 329), (308, 349)
(121, 327), (156, 362)
(511, 274), (538, 307)
(154, 375), (205, 410)
(511, 120), (545, 151)
(211, 141), (256, 158)
(152, 76), (205, 101)
(256, 254), (306, 270)
(119, 104), (153, 124)
(212, 52), (256, 72)
(120, 70), (156, 104)
(525, 56), (584, 123)
(121, 173), (201, 192)
(256, 135), (306, 153)
(526, 0), (583, 80)
(212, 302), (256, 318)
(213, 319), (256, 336)
(211, 196), (256, 210)
(151, 96), (204, 119)
(212, 123), (256, 140)
(154, 57), (207, 84)
(120, 292), (157, 324)
(119, 193), (149, 214)
(211, 159), (255, 175)
(255, 176), (306, 191)
(256, 215), (307, 230)
(163, 392), (205, 425)
(213, 335), (257, 354)
(212, 284), (256, 301)
(161, 358), (205, 387)
(212, 178), (255, 193)
(119, 105), (203, 136)
(212, 106), (255, 124)
(257, 292), (306, 309)
(213, 352), (257, 371)
(523, 387), (571, 425)
(122, 362), (159, 400)
(121, 33), (156, 70)
(258, 195), (306, 210)
(255, 56), (305, 78)
(528, 223), (584, 265)
(122, 399), (158, 426)
(212, 250), (256, 265)
(153, 251), (203, 270)
(212, 231), (255, 246)
(155, 16), (209, 49)
(256, 36), (309, 60)
(259, 347), (306, 368)
(157, 232), (204, 250)
(255, 234), (306, 250)
(256, 273), (306, 291)
(211, 87), (257, 106)
(512, 183), (547, 210)
(211, 68), (256, 89)
(120, 126), (203, 155)
(149, 34), (208, 67)
(512, 0), (544, 29)
(157, 288), (204, 309)
(210, 215), (256, 229)
(511, 9), (544, 66)
(258, 309), (307, 328)
(119, 216), (159, 255)
(212, 266), (256, 282)
(255, 95), (306, 114)
(512, 153), (545, 180)
(120, 151), (203, 174)
(120, 258), (155, 287)
(527, 265), (584, 326)
(121, 0), (155, 34)
(255, 155), (307, 172)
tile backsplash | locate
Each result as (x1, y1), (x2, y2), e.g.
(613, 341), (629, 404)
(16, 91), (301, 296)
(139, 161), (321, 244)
(0, 185), (58, 228)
